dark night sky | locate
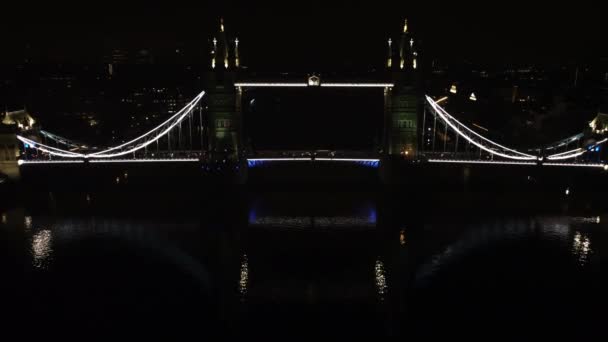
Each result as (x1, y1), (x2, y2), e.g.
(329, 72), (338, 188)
(2, 1), (607, 68)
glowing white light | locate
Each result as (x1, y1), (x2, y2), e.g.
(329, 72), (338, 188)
(89, 159), (198, 163)
(18, 160), (85, 165)
(239, 254), (249, 298)
(19, 91), (205, 160)
(32, 230), (52, 269)
(17, 159), (24, 166)
(565, 188), (570, 195)
(17, 136), (85, 158)
(544, 163), (605, 168)
(374, 259), (388, 299)
(429, 97), (536, 158)
(426, 97), (536, 160)
(469, 93), (477, 101)
(427, 159), (606, 168)
(234, 83), (308, 87)
(427, 159), (537, 166)
(247, 158), (314, 162)
(435, 96), (449, 104)
(320, 83), (394, 88)
(450, 84), (457, 94)
(88, 92), (205, 158)
(308, 75), (321, 86)
(546, 138), (608, 160)
(314, 158), (380, 162)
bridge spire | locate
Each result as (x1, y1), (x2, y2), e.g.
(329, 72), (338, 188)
(399, 18), (415, 70)
(210, 17), (241, 70)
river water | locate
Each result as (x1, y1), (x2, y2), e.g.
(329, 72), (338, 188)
(1, 190), (607, 339)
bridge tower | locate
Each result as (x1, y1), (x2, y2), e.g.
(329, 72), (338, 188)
(205, 18), (243, 157)
(384, 19), (421, 158)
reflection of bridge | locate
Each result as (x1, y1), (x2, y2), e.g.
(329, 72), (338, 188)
(9, 18), (608, 181)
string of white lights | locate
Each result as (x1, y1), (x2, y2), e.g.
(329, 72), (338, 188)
(89, 159), (199, 163)
(428, 97), (605, 162)
(426, 96), (537, 160)
(17, 136), (85, 158)
(89, 97), (203, 158)
(427, 159), (537, 166)
(18, 91), (205, 160)
(18, 160), (86, 165)
(40, 130), (85, 149)
(428, 97), (536, 158)
(89, 91), (205, 157)
(546, 138), (608, 160)
(234, 83), (308, 87)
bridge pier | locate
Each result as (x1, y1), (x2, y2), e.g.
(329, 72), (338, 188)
(0, 130), (20, 182)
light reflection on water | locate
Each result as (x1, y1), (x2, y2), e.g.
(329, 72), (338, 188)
(239, 253), (249, 300)
(2, 194), (608, 338)
(31, 229), (53, 269)
(248, 215), (377, 229)
(572, 231), (592, 266)
(374, 259), (388, 300)
(24, 216), (32, 230)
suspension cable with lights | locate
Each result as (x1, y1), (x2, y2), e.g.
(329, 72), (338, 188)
(17, 91), (206, 160)
(425, 96), (538, 160)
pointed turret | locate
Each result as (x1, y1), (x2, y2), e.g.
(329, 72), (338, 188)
(210, 17), (240, 70)
(396, 18), (417, 71)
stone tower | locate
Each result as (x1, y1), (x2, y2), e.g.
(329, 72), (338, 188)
(206, 18), (243, 156)
(384, 18), (421, 158)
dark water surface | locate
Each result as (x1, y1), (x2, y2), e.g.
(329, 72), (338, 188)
(2, 189), (608, 339)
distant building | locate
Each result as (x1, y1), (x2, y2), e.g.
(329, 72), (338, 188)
(589, 112), (608, 134)
(0, 112), (23, 181)
(1, 109), (36, 131)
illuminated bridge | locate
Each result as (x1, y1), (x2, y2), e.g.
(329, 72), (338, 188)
(5, 18), (608, 182)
